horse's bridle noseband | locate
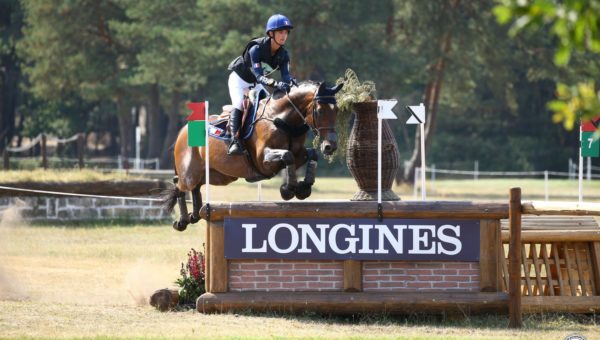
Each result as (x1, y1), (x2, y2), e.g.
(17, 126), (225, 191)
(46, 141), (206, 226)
(285, 89), (337, 138)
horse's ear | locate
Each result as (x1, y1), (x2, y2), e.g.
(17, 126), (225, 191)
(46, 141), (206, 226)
(331, 83), (344, 94)
(317, 82), (326, 92)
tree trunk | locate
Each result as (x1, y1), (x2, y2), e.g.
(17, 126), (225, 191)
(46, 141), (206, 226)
(0, 34), (19, 152)
(160, 90), (181, 170)
(401, 29), (453, 183)
(0, 0), (20, 153)
(116, 94), (132, 164)
(146, 83), (162, 158)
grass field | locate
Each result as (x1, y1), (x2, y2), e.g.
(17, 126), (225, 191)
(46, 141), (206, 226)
(3, 169), (600, 202)
(2, 171), (600, 338)
(1, 219), (600, 339)
(196, 176), (600, 203)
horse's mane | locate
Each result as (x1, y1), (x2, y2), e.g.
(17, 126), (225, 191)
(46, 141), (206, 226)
(289, 81), (319, 97)
(297, 80), (320, 87)
(266, 81), (318, 117)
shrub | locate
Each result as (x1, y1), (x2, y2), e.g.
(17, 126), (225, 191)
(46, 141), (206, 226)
(174, 247), (206, 305)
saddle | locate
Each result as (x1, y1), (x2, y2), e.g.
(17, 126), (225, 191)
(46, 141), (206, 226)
(208, 88), (268, 142)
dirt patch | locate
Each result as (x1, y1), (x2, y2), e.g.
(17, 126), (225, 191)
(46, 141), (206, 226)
(0, 202), (29, 301)
(125, 258), (178, 307)
(0, 267), (29, 301)
(0, 199), (26, 228)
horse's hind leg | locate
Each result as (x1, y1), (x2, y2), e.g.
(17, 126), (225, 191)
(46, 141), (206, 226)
(172, 176), (190, 232)
(296, 148), (318, 200)
(189, 184), (202, 224)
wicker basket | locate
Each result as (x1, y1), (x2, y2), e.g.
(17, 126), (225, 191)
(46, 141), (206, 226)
(346, 101), (400, 201)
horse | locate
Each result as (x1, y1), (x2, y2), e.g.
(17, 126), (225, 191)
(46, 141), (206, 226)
(162, 81), (344, 231)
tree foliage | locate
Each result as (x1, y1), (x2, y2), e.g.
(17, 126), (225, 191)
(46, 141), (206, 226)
(494, 0), (600, 130)
(1, 0), (585, 174)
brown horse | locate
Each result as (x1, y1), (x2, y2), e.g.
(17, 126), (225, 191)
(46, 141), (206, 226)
(163, 81), (343, 231)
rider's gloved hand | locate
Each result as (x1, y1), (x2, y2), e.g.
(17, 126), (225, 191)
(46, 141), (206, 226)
(276, 81), (290, 93)
(257, 76), (276, 87)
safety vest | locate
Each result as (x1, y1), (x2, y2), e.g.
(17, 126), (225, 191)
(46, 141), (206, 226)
(228, 37), (290, 83)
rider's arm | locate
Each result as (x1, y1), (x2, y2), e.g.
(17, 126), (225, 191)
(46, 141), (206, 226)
(249, 45), (275, 86)
(280, 61), (292, 84)
(279, 51), (292, 84)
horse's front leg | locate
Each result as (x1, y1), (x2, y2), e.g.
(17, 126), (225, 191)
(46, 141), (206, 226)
(295, 148), (318, 200)
(263, 147), (297, 201)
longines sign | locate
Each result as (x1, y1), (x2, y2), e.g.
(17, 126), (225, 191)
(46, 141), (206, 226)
(224, 218), (480, 261)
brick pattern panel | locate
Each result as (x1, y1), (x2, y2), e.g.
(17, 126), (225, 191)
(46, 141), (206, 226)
(229, 260), (343, 292)
(362, 261), (480, 292)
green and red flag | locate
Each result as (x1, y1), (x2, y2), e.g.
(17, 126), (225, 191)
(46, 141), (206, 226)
(186, 102), (207, 147)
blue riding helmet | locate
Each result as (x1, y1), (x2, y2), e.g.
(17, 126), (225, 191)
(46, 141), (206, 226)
(265, 14), (293, 33)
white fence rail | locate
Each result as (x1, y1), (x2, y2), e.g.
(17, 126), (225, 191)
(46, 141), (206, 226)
(414, 159), (599, 201)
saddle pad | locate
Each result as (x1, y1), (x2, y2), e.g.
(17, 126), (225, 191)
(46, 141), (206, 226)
(208, 91), (265, 141)
(208, 105), (257, 141)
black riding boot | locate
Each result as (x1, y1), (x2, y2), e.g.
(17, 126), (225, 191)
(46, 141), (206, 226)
(228, 108), (244, 155)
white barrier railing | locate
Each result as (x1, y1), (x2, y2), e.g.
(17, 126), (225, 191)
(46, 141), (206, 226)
(414, 164), (599, 201)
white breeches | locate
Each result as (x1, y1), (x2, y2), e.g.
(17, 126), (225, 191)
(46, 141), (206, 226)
(228, 72), (265, 111)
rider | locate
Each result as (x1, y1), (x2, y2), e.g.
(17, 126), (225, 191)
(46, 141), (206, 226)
(226, 14), (296, 155)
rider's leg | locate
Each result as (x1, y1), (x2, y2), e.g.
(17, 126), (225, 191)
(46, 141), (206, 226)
(227, 72), (250, 155)
(228, 108), (244, 155)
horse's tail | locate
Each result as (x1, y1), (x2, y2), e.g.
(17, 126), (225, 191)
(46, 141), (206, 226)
(161, 163), (179, 214)
(161, 186), (179, 214)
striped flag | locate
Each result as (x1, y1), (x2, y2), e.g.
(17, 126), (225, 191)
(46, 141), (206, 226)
(186, 102), (206, 146)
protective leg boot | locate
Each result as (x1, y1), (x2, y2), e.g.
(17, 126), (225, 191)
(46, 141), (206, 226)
(228, 108), (244, 155)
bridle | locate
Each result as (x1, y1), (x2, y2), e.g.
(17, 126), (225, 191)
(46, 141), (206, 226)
(284, 87), (337, 138)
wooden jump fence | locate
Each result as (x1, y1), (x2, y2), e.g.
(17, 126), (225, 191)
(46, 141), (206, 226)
(194, 189), (600, 328)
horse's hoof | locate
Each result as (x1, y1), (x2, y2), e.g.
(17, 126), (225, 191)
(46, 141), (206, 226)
(172, 220), (188, 232)
(189, 213), (200, 224)
(280, 184), (295, 201)
(295, 181), (312, 200)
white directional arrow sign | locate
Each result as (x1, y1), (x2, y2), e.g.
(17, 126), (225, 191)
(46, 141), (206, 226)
(377, 100), (398, 119)
(406, 103), (427, 200)
(406, 103), (426, 124)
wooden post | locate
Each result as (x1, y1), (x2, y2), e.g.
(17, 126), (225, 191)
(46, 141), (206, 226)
(41, 134), (48, 170)
(208, 221), (228, 293)
(77, 133), (85, 169)
(205, 218), (211, 293)
(508, 187), (522, 328)
(479, 219), (501, 292)
(343, 260), (362, 292)
(3, 149), (8, 170)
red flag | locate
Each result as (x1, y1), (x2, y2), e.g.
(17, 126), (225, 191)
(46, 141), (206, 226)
(186, 102), (206, 121)
(582, 114), (600, 132)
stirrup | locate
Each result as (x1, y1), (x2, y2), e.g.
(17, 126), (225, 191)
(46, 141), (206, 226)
(228, 139), (244, 155)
